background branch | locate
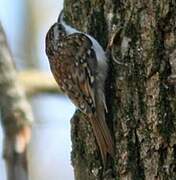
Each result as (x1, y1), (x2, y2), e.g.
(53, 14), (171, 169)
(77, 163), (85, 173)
(0, 23), (33, 180)
(18, 70), (60, 96)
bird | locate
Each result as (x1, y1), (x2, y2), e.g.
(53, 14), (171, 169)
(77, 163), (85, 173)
(45, 10), (114, 165)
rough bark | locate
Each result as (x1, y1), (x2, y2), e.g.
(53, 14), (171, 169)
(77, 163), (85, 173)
(63, 0), (176, 180)
(0, 23), (33, 180)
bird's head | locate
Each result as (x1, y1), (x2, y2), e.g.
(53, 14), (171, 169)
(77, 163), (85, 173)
(45, 21), (66, 60)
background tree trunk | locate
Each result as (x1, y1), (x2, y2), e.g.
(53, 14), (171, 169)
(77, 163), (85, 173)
(63, 0), (176, 179)
(0, 23), (33, 180)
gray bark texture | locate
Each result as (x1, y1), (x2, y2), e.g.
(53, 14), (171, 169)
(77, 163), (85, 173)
(0, 23), (33, 180)
(63, 0), (176, 180)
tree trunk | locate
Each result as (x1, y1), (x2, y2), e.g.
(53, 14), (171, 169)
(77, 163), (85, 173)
(0, 23), (33, 180)
(63, 1), (176, 179)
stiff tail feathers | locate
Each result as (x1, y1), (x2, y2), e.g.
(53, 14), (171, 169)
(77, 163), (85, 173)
(89, 113), (114, 165)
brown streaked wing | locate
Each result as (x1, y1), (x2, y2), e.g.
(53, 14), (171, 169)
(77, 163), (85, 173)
(53, 33), (98, 113)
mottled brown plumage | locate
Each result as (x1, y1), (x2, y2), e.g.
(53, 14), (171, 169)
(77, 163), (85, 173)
(45, 11), (114, 165)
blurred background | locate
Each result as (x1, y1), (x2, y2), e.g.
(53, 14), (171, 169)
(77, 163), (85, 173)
(0, 0), (75, 179)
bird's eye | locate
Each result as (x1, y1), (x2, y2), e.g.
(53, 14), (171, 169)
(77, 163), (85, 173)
(59, 32), (65, 37)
